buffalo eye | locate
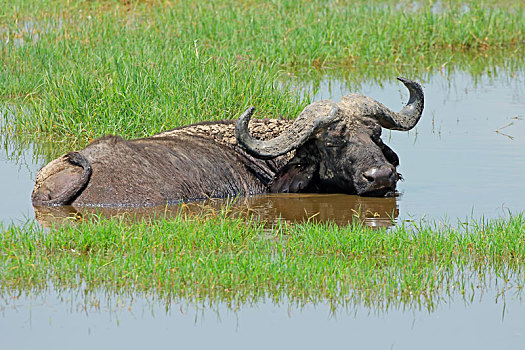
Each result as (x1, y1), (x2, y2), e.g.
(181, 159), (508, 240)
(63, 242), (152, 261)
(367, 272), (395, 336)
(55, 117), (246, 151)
(325, 139), (347, 148)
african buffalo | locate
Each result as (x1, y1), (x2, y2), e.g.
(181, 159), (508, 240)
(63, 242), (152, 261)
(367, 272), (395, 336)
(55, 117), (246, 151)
(32, 77), (424, 207)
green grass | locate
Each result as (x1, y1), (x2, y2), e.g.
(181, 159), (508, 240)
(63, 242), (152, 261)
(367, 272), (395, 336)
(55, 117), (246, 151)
(1, 0), (524, 154)
(2, 44), (309, 154)
(1, 0), (525, 310)
(2, 212), (524, 309)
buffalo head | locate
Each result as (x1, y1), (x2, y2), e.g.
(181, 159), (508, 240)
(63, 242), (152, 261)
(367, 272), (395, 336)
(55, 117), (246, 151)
(235, 77), (424, 197)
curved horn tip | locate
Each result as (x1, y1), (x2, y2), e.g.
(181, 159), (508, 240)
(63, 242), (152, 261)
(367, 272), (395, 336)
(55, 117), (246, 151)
(397, 77), (422, 89)
(240, 106), (256, 119)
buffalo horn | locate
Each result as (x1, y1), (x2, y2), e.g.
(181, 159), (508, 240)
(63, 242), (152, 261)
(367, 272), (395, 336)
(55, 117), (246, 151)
(369, 77), (424, 131)
(235, 104), (340, 159)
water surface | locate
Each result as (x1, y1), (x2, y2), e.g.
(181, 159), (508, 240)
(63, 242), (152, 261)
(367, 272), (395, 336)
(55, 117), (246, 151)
(0, 139), (41, 224)
(1, 286), (524, 350)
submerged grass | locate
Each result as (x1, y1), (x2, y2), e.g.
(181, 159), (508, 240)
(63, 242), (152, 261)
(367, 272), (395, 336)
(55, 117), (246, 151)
(1, 0), (524, 151)
(1, 213), (524, 309)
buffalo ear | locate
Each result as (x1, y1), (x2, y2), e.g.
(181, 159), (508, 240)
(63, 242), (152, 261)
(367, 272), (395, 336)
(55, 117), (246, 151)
(379, 141), (399, 167)
(269, 161), (317, 193)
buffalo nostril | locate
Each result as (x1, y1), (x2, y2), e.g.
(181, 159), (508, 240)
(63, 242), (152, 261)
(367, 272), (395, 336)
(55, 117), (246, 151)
(363, 169), (376, 182)
(363, 166), (394, 184)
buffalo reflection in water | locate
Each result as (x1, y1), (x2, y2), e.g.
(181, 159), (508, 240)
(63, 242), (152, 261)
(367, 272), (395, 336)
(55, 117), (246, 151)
(34, 194), (398, 229)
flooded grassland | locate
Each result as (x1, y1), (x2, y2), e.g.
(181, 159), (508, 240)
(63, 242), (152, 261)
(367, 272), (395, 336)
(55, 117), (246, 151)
(1, 0), (525, 349)
(2, 70), (525, 350)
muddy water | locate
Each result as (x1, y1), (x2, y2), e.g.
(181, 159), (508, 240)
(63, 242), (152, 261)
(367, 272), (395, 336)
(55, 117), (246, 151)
(1, 71), (525, 227)
(33, 194), (399, 228)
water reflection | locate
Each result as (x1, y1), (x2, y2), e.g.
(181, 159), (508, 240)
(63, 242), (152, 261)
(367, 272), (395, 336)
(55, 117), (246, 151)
(1, 279), (524, 350)
(33, 193), (398, 229)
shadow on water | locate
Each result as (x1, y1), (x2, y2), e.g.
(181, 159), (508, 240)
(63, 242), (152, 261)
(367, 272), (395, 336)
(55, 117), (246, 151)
(33, 193), (399, 229)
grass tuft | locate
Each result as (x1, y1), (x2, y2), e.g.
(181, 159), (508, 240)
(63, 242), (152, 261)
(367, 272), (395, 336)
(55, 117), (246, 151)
(1, 213), (524, 309)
